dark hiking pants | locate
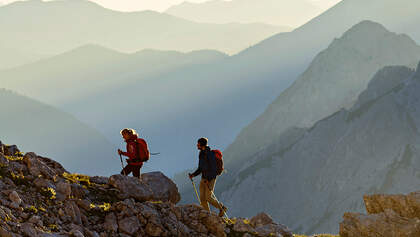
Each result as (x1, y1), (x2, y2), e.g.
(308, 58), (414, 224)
(121, 164), (141, 178)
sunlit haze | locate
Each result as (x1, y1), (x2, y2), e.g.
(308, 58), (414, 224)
(0, 0), (342, 12)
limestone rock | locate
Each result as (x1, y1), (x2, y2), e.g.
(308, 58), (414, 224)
(340, 209), (420, 237)
(141, 172), (181, 204)
(340, 191), (420, 237)
(8, 191), (21, 207)
(233, 218), (255, 233)
(56, 182), (72, 198)
(103, 213), (118, 232)
(109, 175), (153, 202)
(118, 216), (140, 235)
(0, 141), (293, 237)
(2, 145), (20, 157)
(250, 213), (274, 228)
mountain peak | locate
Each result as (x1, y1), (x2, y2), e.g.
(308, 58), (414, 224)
(340, 20), (390, 40)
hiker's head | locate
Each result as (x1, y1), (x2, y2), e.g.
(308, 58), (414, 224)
(120, 128), (138, 141)
(197, 137), (208, 150)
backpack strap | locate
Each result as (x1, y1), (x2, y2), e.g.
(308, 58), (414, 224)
(133, 140), (141, 162)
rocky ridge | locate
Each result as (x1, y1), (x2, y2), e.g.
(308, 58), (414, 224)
(0, 141), (292, 237)
(340, 191), (420, 237)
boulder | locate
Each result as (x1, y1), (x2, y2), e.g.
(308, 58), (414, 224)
(250, 213), (274, 228)
(109, 172), (180, 203)
(364, 192), (420, 218)
(8, 191), (22, 207)
(340, 191), (420, 237)
(141, 172), (181, 204)
(108, 175), (154, 202)
(2, 145), (20, 157)
(23, 152), (58, 179)
(118, 216), (140, 235)
(340, 209), (420, 237)
(233, 218), (255, 233)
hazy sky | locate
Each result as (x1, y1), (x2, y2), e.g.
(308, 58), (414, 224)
(0, 0), (342, 12)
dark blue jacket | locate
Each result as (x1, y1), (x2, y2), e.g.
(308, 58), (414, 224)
(192, 146), (217, 180)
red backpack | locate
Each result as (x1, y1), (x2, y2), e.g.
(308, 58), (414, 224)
(212, 149), (224, 175)
(135, 138), (150, 162)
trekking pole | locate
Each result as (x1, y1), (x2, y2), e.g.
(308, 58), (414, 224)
(190, 177), (200, 204)
(119, 154), (126, 176)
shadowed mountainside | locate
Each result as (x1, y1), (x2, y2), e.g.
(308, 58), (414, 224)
(0, 89), (118, 176)
(220, 63), (420, 234)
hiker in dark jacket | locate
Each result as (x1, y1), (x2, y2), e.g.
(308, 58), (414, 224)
(189, 137), (227, 217)
(118, 128), (149, 178)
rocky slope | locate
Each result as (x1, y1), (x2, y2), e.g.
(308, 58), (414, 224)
(340, 191), (420, 237)
(219, 63), (420, 234)
(0, 141), (293, 237)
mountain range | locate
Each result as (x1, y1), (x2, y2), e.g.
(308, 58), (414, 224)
(223, 21), (420, 170)
(0, 0), (287, 69)
(220, 63), (420, 234)
(0, 47), (231, 175)
(166, 0), (321, 27)
(175, 19), (420, 206)
(2, 0), (420, 177)
(0, 89), (118, 176)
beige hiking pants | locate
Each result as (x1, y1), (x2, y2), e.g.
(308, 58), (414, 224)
(199, 178), (223, 212)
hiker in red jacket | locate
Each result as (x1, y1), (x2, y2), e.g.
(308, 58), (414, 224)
(117, 128), (150, 178)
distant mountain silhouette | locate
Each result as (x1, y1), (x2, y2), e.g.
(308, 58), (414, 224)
(0, 89), (117, 176)
(0, 0), (286, 69)
(0, 45), (227, 105)
(166, 0), (318, 27)
(0, 46), (47, 70)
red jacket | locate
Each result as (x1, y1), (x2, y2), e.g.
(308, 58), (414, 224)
(121, 135), (149, 166)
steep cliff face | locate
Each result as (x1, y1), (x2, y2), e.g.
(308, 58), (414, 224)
(220, 63), (420, 234)
(0, 141), (292, 237)
(224, 21), (420, 170)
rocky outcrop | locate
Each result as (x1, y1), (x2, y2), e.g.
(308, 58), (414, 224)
(0, 141), (292, 237)
(340, 191), (420, 237)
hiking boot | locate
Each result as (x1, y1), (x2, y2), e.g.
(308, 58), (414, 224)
(219, 205), (227, 217)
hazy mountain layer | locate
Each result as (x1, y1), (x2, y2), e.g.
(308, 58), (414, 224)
(0, 45), (227, 105)
(0, 89), (118, 175)
(220, 64), (420, 234)
(3, 0), (420, 178)
(166, 0), (319, 27)
(0, 47), (233, 175)
(0, 46), (47, 70)
(223, 21), (420, 169)
(0, 0), (285, 61)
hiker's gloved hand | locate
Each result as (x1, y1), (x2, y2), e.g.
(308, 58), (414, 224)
(188, 173), (193, 179)
(118, 149), (123, 155)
